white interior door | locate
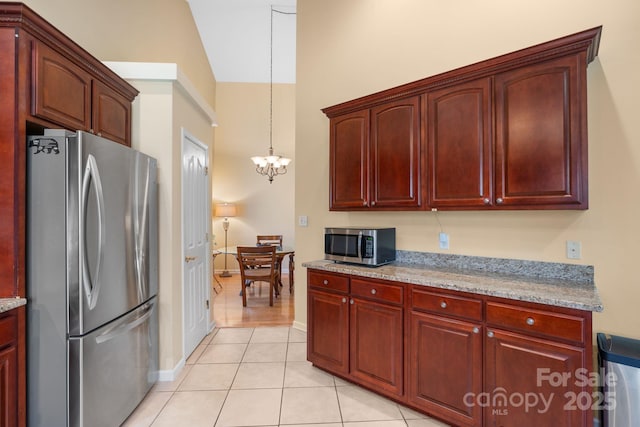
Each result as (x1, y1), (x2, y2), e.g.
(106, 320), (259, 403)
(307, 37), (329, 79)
(182, 130), (210, 358)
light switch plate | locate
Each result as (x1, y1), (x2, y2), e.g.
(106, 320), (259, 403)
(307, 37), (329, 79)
(298, 215), (308, 227)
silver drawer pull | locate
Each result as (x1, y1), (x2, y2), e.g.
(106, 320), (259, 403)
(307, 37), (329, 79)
(342, 297), (347, 303)
(350, 299), (354, 305)
(526, 317), (535, 326)
(440, 301), (447, 309)
(371, 289), (377, 295)
(473, 327), (480, 334)
(323, 280), (328, 285)
(487, 331), (494, 338)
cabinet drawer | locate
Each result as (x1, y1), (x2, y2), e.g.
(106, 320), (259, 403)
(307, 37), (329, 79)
(0, 313), (17, 347)
(411, 287), (482, 321)
(308, 270), (349, 293)
(351, 278), (403, 305)
(486, 301), (585, 344)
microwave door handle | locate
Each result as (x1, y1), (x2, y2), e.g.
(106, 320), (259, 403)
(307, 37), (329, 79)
(357, 233), (364, 261)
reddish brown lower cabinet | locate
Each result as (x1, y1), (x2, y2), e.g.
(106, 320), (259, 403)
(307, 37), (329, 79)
(0, 306), (26, 427)
(307, 268), (596, 427)
(307, 289), (349, 375)
(484, 329), (587, 427)
(409, 311), (483, 427)
(307, 271), (405, 399)
(350, 297), (403, 397)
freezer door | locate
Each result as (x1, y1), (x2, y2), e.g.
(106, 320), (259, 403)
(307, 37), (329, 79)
(69, 131), (158, 335)
(68, 297), (158, 427)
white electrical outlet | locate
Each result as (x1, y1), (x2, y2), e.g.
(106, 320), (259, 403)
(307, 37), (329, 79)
(298, 215), (308, 227)
(566, 240), (582, 259)
(439, 232), (449, 250)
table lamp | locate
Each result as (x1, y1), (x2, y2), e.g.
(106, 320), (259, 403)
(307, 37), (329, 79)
(214, 202), (237, 277)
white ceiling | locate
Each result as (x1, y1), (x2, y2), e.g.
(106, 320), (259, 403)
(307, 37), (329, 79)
(187, 0), (297, 84)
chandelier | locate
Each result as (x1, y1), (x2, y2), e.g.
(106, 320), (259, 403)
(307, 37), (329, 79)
(251, 6), (293, 183)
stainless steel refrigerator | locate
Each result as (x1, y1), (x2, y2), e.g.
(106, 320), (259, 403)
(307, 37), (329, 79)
(26, 129), (159, 427)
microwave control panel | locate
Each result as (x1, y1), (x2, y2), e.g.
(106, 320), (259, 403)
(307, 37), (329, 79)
(363, 236), (374, 258)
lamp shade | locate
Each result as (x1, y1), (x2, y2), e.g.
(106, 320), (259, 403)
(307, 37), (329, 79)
(214, 203), (237, 218)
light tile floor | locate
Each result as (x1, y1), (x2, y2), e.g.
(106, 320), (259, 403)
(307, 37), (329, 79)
(122, 326), (451, 427)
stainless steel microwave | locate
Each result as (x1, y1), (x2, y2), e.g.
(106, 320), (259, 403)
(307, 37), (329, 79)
(324, 227), (396, 266)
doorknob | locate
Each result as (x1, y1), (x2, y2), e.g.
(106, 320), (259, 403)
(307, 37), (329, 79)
(185, 256), (197, 262)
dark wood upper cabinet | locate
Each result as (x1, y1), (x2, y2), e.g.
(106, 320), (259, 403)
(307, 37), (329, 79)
(32, 40), (134, 146)
(328, 96), (422, 210)
(427, 78), (492, 208)
(92, 79), (132, 146)
(495, 55), (587, 208)
(370, 97), (422, 209)
(323, 26), (601, 211)
(32, 41), (92, 132)
(329, 110), (370, 209)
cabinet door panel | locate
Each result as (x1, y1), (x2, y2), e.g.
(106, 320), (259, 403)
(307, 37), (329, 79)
(495, 55), (587, 208)
(0, 343), (18, 427)
(371, 97), (422, 208)
(307, 290), (349, 375)
(32, 41), (91, 131)
(409, 311), (482, 427)
(427, 79), (492, 208)
(485, 329), (587, 427)
(350, 298), (403, 397)
(92, 80), (131, 146)
(330, 110), (369, 209)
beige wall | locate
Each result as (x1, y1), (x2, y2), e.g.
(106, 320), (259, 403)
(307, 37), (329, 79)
(23, 0), (216, 107)
(212, 82), (296, 273)
(295, 0), (640, 339)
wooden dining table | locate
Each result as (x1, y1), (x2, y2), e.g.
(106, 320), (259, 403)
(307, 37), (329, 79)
(216, 246), (295, 293)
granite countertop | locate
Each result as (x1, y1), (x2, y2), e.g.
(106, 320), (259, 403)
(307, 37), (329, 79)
(303, 252), (603, 312)
(0, 297), (27, 314)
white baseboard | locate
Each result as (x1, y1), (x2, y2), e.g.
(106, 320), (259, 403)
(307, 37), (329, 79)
(157, 357), (186, 382)
(292, 320), (307, 333)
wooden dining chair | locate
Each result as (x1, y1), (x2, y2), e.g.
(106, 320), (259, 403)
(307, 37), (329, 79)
(236, 246), (279, 307)
(256, 234), (284, 291)
(256, 234), (283, 248)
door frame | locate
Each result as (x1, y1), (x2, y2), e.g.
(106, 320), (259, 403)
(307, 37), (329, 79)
(180, 128), (212, 360)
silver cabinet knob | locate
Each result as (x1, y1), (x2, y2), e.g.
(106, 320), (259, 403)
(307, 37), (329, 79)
(371, 289), (377, 295)
(487, 331), (494, 338)
(371, 201), (376, 206)
(350, 299), (354, 305)
(496, 197), (504, 204)
(483, 198), (490, 205)
(342, 297), (347, 303)
(526, 317), (535, 326)
(363, 201), (367, 206)
(440, 301), (447, 309)
(473, 327), (480, 334)
(323, 280), (328, 285)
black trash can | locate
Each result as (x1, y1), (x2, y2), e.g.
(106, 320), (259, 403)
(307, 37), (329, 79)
(597, 333), (640, 427)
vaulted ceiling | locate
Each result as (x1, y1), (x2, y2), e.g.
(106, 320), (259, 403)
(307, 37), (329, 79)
(187, 0), (297, 84)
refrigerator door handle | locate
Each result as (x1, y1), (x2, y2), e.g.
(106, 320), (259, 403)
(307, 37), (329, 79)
(94, 301), (155, 345)
(134, 159), (151, 301)
(81, 154), (106, 310)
